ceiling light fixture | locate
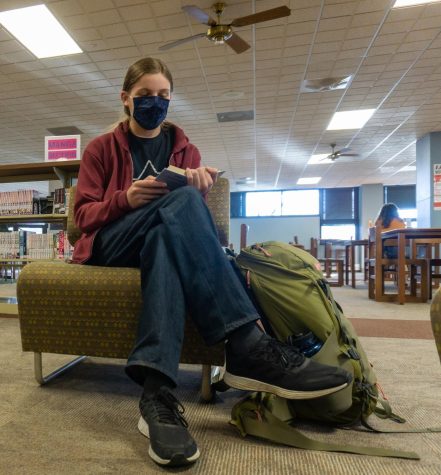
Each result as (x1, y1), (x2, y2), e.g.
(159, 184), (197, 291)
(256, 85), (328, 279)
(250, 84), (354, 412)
(393, 0), (441, 7)
(297, 177), (321, 185)
(398, 165), (416, 172)
(301, 75), (352, 93)
(0, 4), (82, 59)
(327, 109), (375, 130)
(217, 110), (254, 122)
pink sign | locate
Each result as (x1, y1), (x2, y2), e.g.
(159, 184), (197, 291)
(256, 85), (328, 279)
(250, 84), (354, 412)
(45, 135), (81, 162)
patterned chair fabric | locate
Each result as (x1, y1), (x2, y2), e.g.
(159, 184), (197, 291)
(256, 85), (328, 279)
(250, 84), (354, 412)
(17, 179), (229, 367)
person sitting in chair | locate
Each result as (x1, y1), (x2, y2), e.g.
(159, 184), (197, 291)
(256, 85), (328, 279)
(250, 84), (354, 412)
(72, 56), (352, 468)
(375, 203), (406, 259)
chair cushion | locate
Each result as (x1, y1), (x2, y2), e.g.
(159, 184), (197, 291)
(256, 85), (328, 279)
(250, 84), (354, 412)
(17, 260), (224, 364)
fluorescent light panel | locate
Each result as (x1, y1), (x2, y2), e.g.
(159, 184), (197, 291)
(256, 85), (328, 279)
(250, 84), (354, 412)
(0, 4), (82, 58)
(398, 165), (416, 172)
(393, 0), (441, 7)
(327, 109), (375, 130)
(297, 177), (321, 185)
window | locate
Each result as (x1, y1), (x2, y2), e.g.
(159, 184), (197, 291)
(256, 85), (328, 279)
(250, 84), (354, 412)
(320, 187), (359, 240)
(282, 190), (319, 215)
(384, 185), (416, 209)
(246, 191), (281, 217)
(321, 224), (356, 240)
(384, 184), (417, 226)
(232, 189), (320, 217)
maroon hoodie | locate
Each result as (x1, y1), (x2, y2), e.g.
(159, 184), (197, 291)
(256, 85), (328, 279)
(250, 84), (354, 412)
(72, 121), (201, 263)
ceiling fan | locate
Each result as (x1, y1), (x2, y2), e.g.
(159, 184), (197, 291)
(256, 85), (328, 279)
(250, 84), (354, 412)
(324, 143), (359, 161)
(159, 3), (291, 54)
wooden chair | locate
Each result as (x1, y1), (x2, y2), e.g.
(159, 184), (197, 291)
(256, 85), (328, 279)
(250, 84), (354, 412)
(367, 225), (428, 302)
(318, 241), (344, 287)
(17, 180), (229, 401)
(412, 239), (441, 299)
(307, 237), (318, 258)
(240, 223), (248, 250)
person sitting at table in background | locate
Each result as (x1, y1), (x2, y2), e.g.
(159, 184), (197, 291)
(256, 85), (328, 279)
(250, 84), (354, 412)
(375, 203), (406, 258)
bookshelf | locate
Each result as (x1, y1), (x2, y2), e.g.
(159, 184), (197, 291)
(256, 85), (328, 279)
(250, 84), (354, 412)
(0, 160), (80, 187)
(0, 161), (81, 308)
(0, 214), (68, 224)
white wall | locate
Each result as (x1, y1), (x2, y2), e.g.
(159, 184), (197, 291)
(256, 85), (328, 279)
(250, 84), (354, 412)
(230, 216), (320, 252)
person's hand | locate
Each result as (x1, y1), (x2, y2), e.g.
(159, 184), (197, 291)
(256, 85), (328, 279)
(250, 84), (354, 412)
(126, 175), (169, 209)
(185, 167), (219, 195)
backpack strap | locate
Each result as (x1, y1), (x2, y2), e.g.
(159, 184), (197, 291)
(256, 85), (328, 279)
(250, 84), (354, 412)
(360, 390), (441, 434)
(231, 394), (420, 460)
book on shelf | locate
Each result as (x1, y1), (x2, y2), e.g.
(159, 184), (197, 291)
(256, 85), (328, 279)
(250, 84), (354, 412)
(0, 230), (73, 260)
(0, 189), (40, 216)
(155, 165), (187, 191)
(53, 187), (67, 214)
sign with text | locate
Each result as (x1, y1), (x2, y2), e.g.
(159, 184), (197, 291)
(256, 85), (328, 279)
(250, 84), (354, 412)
(434, 164), (441, 210)
(45, 135), (81, 162)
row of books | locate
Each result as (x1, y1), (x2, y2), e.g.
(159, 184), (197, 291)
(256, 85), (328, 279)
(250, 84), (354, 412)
(0, 190), (40, 215)
(0, 230), (73, 260)
(0, 188), (69, 216)
(53, 187), (69, 214)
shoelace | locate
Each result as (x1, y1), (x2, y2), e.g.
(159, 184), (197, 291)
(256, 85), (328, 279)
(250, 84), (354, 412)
(145, 388), (189, 428)
(252, 337), (305, 369)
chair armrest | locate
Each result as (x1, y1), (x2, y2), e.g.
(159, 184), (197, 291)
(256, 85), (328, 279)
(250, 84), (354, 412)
(206, 177), (230, 244)
(67, 186), (81, 246)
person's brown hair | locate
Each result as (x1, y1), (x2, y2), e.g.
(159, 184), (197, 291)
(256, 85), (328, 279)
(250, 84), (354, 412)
(376, 202), (401, 228)
(121, 57), (174, 118)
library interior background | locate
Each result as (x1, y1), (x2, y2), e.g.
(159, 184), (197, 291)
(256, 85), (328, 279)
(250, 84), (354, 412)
(1, 0), (441, 474)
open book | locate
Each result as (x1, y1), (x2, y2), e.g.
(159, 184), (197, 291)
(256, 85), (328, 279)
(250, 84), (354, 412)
(155, 165), (225, 191)
(155, 165), (187, 190)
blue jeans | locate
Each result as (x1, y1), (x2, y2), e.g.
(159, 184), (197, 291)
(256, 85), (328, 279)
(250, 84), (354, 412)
(86, 186), (259, 386)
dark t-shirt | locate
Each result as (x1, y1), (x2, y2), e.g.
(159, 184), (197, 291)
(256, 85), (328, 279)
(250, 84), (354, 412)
(128, 127), (174, 180)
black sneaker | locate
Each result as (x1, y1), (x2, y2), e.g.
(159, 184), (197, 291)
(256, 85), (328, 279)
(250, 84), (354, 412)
(138, 386), (200, 467)
(224, 333), (352, 399)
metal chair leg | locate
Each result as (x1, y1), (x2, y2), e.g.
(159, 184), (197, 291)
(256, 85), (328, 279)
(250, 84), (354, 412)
(34, 352), (87, 385)
(200, 364), (225, 402)
(201, 364), (213, 402)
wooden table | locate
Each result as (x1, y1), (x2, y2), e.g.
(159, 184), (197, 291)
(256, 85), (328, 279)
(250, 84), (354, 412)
(344, 239), (368, 288)
(380, 228), (441, 304)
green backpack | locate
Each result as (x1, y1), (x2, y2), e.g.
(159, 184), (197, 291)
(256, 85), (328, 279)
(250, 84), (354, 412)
(230, 241), (436, 459)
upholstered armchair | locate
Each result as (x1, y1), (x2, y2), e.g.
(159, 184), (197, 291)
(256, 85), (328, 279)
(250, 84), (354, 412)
(17, 179), (229, 401)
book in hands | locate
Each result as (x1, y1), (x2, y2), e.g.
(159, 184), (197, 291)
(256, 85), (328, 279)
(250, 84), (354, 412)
(155, 165), (188, 190)
(155, 166), (225, 191)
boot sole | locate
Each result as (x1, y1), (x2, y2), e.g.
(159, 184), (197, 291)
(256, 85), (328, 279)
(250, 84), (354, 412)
(138, 416), (200, 466)
(223, 372), (348, 399)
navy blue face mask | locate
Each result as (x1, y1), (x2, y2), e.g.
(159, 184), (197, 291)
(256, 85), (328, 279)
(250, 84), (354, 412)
(132, 95), (170, 130)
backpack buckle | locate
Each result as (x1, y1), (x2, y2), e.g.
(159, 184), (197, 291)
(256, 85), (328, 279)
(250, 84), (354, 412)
(348, 347), (360, 360)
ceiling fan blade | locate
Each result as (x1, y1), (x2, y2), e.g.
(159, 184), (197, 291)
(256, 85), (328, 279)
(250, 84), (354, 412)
(225, 32), (251, 54)
(182, 5), (217, 26)
(338, 147), (351, 154)
(340, 153), (359, 157)
(231, 6), (291, 28)
(158, 33), (207, 51)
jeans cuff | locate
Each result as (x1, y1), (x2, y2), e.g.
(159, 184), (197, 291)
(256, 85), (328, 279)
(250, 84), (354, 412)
(206, 314), (260, 346)
(125, 360), (178, 387)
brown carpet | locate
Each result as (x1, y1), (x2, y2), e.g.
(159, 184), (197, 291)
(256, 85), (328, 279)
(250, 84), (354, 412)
(1, 316), (441, 475)
(349, 318), (434, 339)
(1, 283), (441, 474)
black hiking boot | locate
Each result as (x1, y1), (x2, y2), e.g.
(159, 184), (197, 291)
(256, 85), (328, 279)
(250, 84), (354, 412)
(224, 333), (352, 399)
(138, 386), (200, 467)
